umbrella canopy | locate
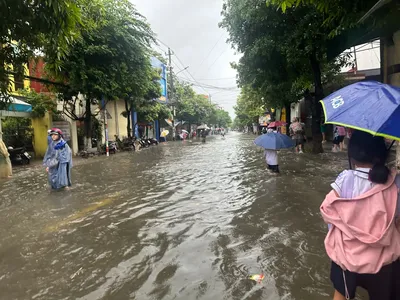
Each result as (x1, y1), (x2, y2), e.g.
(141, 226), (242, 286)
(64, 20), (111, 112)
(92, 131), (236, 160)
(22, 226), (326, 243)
(254, 132), (295, 150)
(181, 129), (189, 134)
(161, 130), (169, 137)
(320, 81), (400, 140)
(197, 124), (210, 130)
(268, 121), (287, 128)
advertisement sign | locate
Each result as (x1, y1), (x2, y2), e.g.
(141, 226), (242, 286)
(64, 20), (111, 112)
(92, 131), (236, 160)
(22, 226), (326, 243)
(151, 57), (168, 103)
(280, 108), (287, 134)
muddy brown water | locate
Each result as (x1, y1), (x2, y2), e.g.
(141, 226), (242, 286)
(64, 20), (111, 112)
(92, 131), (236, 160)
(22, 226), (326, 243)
(0, 132), (360, 300)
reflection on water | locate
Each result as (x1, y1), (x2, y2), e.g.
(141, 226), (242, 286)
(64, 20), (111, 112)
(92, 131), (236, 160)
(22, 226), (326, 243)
(0, 133), (349, 300)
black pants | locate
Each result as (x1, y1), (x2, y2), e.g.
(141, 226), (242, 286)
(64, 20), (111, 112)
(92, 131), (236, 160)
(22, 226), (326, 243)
(330, 260), (400, 300)
(267, 164), (279, 173)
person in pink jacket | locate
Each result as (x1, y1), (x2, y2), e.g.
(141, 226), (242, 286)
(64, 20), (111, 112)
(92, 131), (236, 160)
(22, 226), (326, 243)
(320, 130), (400, 300)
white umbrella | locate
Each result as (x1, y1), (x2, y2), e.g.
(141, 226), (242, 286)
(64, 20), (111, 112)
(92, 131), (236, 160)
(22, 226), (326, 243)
(197, 124), (210, 130)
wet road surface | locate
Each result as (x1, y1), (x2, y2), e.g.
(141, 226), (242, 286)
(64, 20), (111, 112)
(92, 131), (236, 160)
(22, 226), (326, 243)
(0, 133), (354, 300)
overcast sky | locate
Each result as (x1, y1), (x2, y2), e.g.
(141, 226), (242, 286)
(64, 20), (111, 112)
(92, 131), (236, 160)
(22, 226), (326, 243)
(131, 0), (240, 118)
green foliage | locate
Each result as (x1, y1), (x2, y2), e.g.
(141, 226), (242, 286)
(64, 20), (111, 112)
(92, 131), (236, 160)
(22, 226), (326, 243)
(48, 0), (155, 101)
(171, 78), (231, 126)
(209, 109), (232, 128)
(0, 0), (82, 105)
(137, 101), (172, 123)
(2, 117), (33, 148)
(233, 86), (265, 128)
(221, 0), (350, 151)
(46, 0), (158, 138)
(267, 0), (385, 37)
(19, 89), (57, 119)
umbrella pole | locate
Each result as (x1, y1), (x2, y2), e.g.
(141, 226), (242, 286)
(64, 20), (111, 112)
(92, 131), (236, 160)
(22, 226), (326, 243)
(388, 140), (396, 151)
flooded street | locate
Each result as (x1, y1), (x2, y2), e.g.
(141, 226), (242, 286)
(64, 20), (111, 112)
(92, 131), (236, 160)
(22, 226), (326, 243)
(0, 132), (350, 300)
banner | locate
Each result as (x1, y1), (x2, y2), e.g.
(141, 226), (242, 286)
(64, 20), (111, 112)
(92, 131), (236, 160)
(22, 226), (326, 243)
(151, 57), (168, 103)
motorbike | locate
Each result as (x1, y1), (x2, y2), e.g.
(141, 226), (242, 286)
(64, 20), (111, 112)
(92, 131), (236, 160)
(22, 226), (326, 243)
(138, 139), (149, 148)
(7, 146), (31, 165)
(148, 138), (159, 145)
(102, 141), (117, 154)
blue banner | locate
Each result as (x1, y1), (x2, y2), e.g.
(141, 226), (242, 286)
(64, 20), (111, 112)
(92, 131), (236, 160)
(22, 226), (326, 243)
(150, 57), (168, 103)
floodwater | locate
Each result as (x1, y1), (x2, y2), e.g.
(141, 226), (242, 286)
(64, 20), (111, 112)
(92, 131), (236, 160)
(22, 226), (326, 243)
(0, 132), (353, 300)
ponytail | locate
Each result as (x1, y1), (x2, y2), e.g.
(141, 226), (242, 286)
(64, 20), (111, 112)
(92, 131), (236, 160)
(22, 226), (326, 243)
(369, 164), (390, 184)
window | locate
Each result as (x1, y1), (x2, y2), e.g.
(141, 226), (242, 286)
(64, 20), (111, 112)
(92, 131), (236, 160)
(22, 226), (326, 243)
(13, 63), (25, 91)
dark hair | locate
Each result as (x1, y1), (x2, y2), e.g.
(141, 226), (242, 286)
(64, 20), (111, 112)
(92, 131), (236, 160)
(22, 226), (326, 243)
(348, 130), (389, 184)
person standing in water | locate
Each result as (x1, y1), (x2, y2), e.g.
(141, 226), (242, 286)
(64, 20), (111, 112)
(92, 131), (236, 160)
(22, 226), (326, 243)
(289, 117), (304, 153)
(200, 130), (206, 143)
(320, 130), (400, 300)
(264, 148), (279, 174)
(43, 128), (73, 190)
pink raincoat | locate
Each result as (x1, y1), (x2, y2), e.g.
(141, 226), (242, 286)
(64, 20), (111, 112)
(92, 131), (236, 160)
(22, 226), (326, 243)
(321, 170), (400, 274)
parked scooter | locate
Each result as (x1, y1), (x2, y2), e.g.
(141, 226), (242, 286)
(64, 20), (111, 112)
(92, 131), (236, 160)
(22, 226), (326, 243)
(148, 138), (159, 145)
(7, 146), (31, 165)
(102, 141), (117, 154)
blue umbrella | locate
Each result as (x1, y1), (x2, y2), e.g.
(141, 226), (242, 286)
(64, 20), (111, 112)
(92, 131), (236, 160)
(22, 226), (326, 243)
(254, 132), (295, 150)
(320, 81), (400, 140)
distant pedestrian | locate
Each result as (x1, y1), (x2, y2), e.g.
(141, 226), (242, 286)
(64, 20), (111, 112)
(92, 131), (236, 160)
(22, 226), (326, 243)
(43, 128), (73, 190)
(200, 130), (206, 143)
(321, 123), (327, 143)
(289, 117), (304, 153)
(332, 126), (346, 152)
(264, 149), (279, 173)
(0, 139), (12, 178)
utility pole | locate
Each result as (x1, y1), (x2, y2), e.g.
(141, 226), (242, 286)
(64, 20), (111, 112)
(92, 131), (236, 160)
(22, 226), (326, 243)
(102, 96), (109, 157)
(168, 47), (176, 140)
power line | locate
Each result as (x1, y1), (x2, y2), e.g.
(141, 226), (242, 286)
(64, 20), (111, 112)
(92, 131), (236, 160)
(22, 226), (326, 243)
(193, 32), (225, 76)
(177, 77), (238, 90)
(207, 48), (228, 72)
(196, 77), (237, 81)
(173, 57), (211, 95)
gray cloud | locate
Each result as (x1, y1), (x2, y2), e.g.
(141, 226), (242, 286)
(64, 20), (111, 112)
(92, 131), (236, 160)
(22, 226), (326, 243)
(132, 0), (240, 118)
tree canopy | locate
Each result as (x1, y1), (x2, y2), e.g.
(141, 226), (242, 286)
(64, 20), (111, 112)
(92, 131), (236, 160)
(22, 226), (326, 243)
(0, 0), (82, 106)
(221, 0), (350, 151)
(45, 0), (159, 142)
(232, 86), (264, 129)
(172, 78), (231, 127)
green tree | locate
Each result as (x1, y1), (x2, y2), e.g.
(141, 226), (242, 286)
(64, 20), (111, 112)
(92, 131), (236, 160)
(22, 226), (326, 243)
(233, 86), (265, 129)
(212, 109), (232, 128)
(47, 0), (157, 146)
(19, 89), (57, 118)
(221, 0), (347, 152)
(0, 0), (83, 106)
(123, 67), (163, 137)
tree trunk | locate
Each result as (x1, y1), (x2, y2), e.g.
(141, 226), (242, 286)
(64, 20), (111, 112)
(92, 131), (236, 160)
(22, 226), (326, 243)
(285, 103), (291, 136)
(125, 98), (131, 138)
(84, 98), (92, 149)
(309, 51), (324, 153)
